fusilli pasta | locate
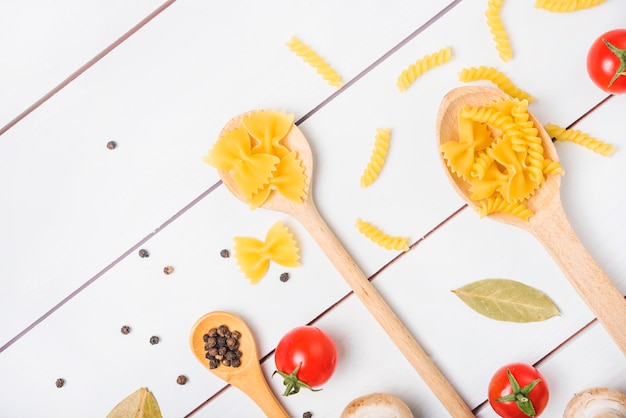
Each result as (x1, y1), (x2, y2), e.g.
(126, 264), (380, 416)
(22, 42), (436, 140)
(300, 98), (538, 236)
(545, 123), (616, 156)
(286, 36), (343, 88)
(397, 46), (453, 92)
(360, 128), (391, 187)
(355, 218), (409, 251)
(458, 66), (535, 102)
(534, 0), (605, 12)
(486, 0), (512, 62)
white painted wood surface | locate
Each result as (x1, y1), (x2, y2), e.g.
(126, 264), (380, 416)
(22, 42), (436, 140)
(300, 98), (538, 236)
(1, 1), (624, 417)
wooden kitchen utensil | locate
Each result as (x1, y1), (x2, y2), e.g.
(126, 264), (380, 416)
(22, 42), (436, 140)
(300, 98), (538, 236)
(214, 113), (475, 417)
(190, 311), (289, 418)
(436, 86), (626, 355)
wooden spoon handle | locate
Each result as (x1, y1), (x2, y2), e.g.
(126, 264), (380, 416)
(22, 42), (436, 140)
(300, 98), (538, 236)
(531, 205), (626, 355)
(231, 365), (290, 418)
(295, 203), (474, 417)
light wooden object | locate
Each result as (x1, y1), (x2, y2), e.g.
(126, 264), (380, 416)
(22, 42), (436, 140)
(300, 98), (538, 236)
(216, 113), (475, 418)
(189, 311), (289, 418)
(436, 86), (626, 356)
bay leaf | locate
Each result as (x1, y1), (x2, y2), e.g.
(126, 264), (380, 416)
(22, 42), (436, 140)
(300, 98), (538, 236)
(452, 278), (560, 323)
(107, 387), (162, 418)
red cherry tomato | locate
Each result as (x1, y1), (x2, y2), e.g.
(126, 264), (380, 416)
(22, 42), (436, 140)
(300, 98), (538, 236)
(587, 29), (626, 94)
(488, 363), (549, 418)
(273, 326), (337, 396)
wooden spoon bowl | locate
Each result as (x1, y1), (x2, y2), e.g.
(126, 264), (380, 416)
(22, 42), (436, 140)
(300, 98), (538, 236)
(190, 311), (288, 417)
(215, 113), (475, 417)
(436, 86), (626, 354)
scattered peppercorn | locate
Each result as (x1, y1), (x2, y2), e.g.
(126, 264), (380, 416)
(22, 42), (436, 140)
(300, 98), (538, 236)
(106, 141), (117, 150)
(120, 325), (131, 335)
(149, 336), (160, 345)
(303, 412), (313, 418)
(279, 272), (290, 282)
(138, 249), (149, 258)
(176, 375), (187, 385)
(55, 378), (65, 388)
(163, 265), (174, 275)
(203, 324), (243, 369)
(219, 249), (230, 258)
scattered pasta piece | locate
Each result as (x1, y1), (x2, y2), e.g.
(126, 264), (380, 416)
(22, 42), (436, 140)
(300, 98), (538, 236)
(486, 0), (512, 62)
(360, 128), (391, 187)
(204, 110), (307, 208)
(458, 66), (535, 102)
(397, 46), (453, 92)
(534, 0), (605, 12)
(233, 221), (299, 284)
(286, 36), (343, 88)
(440, 97), (564, 220)
(545, 123), (616, 156)
(355, 218), (409, 251)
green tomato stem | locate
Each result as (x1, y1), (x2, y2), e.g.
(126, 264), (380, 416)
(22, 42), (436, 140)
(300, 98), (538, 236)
(603, 38), (626, 88)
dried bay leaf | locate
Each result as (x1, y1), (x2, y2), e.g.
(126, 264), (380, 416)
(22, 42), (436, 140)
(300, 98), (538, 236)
(452, 279), (560, 323)
(107, 387), (162, 418)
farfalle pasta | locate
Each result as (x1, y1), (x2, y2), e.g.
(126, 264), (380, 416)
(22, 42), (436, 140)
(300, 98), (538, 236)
(286, 36), (343, 88)
(486, 0), (512, 62)
(355, 218), (409, 251)
(458, 66), (535, 102)
(203, 110), (307, 209)
(545, 123), (616, 156)
(233, 221), (300, 284)
(397, 46), (453, 92)
(360, 128), (391, 187)
(535, 0), (605, 12)
(440, 97), (564, 220)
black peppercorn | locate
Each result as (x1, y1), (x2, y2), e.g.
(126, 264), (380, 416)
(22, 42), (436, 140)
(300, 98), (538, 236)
(303, 412), (313, 418)
(231, 358), (241, 368)
(138, 249), (149, 258)
(202, 333), (210, 343)
(279, 272), (290, 282)
(149, 336), (159, 345)
(208, 328), (218, 337)
(55, 378), (65, 388)
(219, 249), (230, 258)
(176, 375), (187, 385)
(120, 325), (131, 335)
(106, 141), (117, 150)
(163, 265), (174, 275)
(209, 358), (219, 369)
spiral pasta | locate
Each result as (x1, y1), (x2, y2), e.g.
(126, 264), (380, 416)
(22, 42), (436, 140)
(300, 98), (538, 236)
(477, 196), (534, 221)
(355, 218), (409, 251)
(286, 36), (343, 88)
(486, 0), (512, 62)
(545, 123), (616, 156)
(534, 0), (605, 12)
(458, 66), (535, 102)
(397, 46), (453, 92)
(360, 128), (391, 187)
(440, 97), (564, 220)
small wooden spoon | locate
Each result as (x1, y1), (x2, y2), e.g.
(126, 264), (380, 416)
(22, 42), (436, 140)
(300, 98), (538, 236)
(217, 113), (474, 417)
(190, 311), (289, 417)
(437, 86), (626, 355)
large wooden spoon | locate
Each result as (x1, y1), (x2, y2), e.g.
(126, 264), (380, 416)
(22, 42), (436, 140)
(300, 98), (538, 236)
(216, 114), (474, 417)
(190, 311), (289, 417)
(436, 86), (626, 355)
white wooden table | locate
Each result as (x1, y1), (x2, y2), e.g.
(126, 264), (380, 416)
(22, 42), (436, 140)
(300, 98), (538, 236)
(1, 1), (624, 417)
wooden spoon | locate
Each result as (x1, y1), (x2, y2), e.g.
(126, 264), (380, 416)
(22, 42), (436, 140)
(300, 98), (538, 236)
(436, 86), (626, 355)
(217, 113), (475, 417)
(190, 311), (289, 417)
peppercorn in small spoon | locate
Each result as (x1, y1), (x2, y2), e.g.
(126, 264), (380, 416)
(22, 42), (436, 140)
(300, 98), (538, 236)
(436, 86), (626, 355)
(190, 311), (289, 417)
(214, 113), (475, 418)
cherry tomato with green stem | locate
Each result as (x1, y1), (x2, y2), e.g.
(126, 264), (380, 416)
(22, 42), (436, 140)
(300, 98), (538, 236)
(587, 29), (626, 94)
(273, 326), (337, 396)
(488, 363), (549, 418)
